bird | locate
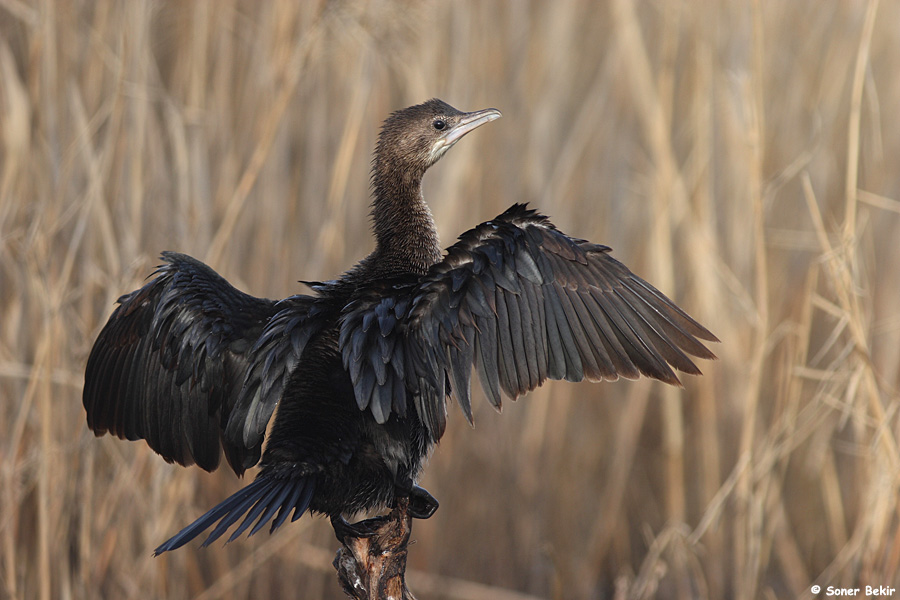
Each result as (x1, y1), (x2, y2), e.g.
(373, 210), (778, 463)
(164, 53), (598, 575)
(82, 98), (718, 554)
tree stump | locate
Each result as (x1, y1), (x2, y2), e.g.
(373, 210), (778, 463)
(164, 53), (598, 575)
(332, 497), (417, 600)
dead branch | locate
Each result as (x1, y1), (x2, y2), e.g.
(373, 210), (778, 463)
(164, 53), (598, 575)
(332, 497), (417, 600)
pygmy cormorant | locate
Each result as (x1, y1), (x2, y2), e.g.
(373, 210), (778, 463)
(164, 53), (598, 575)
(82, 99), (718, 553)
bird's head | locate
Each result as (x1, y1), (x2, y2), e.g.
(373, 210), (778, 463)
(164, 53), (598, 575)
(373, 99), (501, 178)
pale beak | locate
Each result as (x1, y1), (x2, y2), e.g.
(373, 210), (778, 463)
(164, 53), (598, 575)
(430, 108), (502, 161)
(443, 108), (502, 147)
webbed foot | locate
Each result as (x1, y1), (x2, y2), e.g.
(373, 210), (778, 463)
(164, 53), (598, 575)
(404, 484), (439, 519)
(330, 514), (387, 542)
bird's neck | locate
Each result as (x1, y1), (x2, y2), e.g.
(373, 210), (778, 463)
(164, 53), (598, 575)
(370, 164), (442, 275)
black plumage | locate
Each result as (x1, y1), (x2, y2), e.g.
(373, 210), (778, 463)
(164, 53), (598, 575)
(82, 98), (718, 554)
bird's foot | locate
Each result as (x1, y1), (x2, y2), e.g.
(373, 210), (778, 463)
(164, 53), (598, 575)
(395, 484), (439, 519)
(331, 514), (388, 542)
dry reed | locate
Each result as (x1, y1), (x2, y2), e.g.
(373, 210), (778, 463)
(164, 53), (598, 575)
(1, 1), (899, 598)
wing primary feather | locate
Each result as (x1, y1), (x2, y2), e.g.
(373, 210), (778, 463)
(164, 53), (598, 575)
(613, 285), (704, 374)
(619, 278), (718, 359)
(585, 287), (641, 379)
(620, 271), (719, 342)
(603, 290), (679, 385)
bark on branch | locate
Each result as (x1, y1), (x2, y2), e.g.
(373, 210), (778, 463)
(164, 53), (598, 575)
(332, 497), (417, 600)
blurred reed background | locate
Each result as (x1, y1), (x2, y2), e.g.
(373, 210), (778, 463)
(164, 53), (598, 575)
(1, 1), (899, 598)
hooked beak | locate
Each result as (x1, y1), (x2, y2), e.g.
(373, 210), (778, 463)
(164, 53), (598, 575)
(444, 108), (502, 146)
(431, 107), (502, 160)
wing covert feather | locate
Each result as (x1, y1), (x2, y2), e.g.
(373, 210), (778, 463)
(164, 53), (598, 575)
(340, 204), (718, 436)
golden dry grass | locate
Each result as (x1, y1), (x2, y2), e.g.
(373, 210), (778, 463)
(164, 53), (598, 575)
(2, 1), (900, 598)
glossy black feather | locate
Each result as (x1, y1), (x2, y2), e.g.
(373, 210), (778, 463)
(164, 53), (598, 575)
(83, 252), (309, 474)
(342, 203), (719, 434)
(152, 474), (315, 554)
(84, 100), (716, 554)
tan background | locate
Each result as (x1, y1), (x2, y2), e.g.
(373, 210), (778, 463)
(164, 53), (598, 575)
(1, 1), (899, 598)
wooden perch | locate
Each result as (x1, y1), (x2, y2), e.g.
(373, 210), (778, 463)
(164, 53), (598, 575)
(332, 497), (417, 600)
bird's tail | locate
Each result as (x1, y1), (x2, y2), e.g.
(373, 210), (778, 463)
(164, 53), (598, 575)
(153, 474), (315, 555)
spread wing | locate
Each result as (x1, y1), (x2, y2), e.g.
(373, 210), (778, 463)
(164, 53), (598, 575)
(83, 252), (318, 475)
(340, 204), (719, 437)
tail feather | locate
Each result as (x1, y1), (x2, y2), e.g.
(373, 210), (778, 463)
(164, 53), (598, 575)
(290, 481), (316, 523)
(226, 480), (285, 543)
(153, 474), (315, 555)
(271, 478), (314, 533)
(202, 479), (277, 547)
(247, 480), (296, 537)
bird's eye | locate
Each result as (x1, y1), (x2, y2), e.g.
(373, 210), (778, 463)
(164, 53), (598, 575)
(432, 119), (446, 131)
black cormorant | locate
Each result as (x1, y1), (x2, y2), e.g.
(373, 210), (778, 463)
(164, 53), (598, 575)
(82, 99), (718, 554)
